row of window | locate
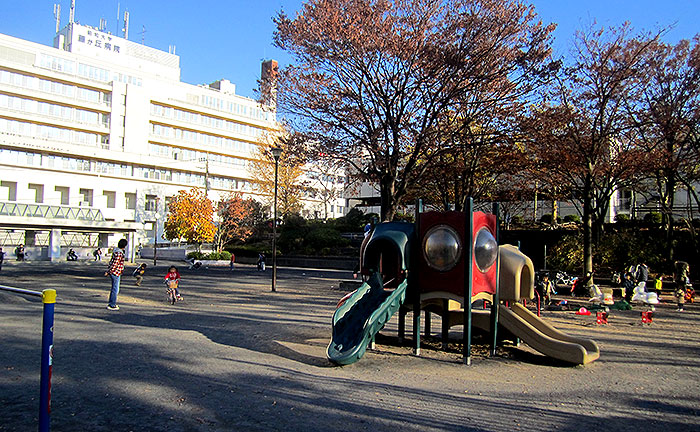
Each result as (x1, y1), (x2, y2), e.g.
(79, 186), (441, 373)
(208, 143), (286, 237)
(0, 148), (254, 192)
(0, 118), (107, 148)
(306, 171), (348, 185)
(148, 143), (248, 169)
(200, 94), (271, 122)
(1, 179), (137, 209)
(39, 53), (143, 87)
(0, 93), (108, 127)
(0, 68), (108, 104)
(150, 123), (259, 154)
(151, 103), (266, 137)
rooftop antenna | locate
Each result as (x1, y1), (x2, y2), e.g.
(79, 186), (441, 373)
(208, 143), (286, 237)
(53, 3), (61, 33)
(69, 0), (75, 24)
(139, 25), (146, 44)
(123, 11), (130, 39)
(99, 18), (107, 32)
(116, 2), (120, 35)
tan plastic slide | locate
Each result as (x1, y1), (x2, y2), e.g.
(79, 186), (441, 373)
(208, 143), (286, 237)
(499, 302), (600, 364)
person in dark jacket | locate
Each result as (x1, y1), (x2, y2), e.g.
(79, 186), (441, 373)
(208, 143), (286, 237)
(622, 272), (635, 302)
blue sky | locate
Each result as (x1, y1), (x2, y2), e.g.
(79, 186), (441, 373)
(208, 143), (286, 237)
(0, 1), (697, 99)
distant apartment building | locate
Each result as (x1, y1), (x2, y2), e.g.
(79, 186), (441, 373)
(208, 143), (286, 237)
(0, 19), (346, 260)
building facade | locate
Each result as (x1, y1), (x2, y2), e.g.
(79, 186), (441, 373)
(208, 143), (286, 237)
(0, 20), (346, 260)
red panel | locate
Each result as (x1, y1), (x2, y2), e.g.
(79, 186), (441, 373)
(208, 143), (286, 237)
(416, 210), (498, 299)
(471, 211), (498, 296)
(417, 211), (466, 299)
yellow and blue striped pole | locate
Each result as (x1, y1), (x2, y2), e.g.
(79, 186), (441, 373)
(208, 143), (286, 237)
(0, 285), (55, 431)
(39, 289), (55, 432)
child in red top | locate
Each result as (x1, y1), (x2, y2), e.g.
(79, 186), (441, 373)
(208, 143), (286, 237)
(164, 265), (183, 300)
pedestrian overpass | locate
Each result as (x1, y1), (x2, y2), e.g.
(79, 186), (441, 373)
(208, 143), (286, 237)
(0, 202), (142, 261)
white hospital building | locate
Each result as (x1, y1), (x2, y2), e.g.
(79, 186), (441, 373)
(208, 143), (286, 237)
(0, 16), (347, 261)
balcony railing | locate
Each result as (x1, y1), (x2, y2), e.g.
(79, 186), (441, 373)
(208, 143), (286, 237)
(0, 202), (104, 221)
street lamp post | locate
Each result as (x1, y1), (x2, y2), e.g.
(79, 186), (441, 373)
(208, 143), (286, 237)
(271, 146), (283, 293)
(153, 212), (160, 267)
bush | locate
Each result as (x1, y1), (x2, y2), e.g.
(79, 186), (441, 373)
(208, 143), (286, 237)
(540, 214), (561, 224)
(644, 212), (662, 224)
(276, 216), (352, 255)
(209, 251), (232, 261)
(305, 227), (349, 251)
(615, 214), (631, 223)
(510, 215), (524, 226)
(563, 214), (580, 223)
(327, 207), (368, 232)
(187, 251), (205, 260)
(547, 234), (582, 273)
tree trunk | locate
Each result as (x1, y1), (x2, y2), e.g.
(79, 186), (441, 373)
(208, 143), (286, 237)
(582, 177), (594, 284)
(380, 174), (396, 222)
(663, 168), (676, 260)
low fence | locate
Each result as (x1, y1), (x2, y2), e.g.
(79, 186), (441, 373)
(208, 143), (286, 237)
(0, 285), (55, 432)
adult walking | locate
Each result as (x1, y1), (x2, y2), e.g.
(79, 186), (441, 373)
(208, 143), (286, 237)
(15, 244), (24, 261)
(635, 262), (649, 290)
(105, 239), (127, 311)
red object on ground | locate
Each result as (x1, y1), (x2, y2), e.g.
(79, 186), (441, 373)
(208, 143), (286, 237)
(576, 307), (591, 316)
(641, 311), (653, 324)
(596, 311), (608, 325)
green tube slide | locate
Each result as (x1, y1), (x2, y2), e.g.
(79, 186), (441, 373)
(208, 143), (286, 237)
(327, 271), (408, 365)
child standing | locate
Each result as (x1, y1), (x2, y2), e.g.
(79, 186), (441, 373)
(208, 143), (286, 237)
(653, 274), (663, 302)
(133, 263), (147, 286)
(164, 265), (183, 300)
(674, 261), (690, 312)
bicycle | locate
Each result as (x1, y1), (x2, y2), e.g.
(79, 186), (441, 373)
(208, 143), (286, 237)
(165, 280), (182, 305)
(554, 270), (573, 287)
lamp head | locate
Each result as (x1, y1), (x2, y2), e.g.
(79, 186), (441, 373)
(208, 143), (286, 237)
(271, 146), (283, 160)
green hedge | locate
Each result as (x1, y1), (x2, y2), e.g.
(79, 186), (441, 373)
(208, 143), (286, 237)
(186, 251), (232, 261)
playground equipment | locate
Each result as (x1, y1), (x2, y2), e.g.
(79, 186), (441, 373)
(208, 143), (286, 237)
(327, 199), (599, 366)
(0, 285), (55, 432)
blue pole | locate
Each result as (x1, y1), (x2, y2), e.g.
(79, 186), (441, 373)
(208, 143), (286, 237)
(39, 289), (56, 432)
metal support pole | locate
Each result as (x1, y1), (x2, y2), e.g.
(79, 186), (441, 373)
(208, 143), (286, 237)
(39, 289), (56, 432)
(398, 307), (405, 344)
(490, 202), (500, 357)
(153, 198), (159, 267)
(442, 298), (449, 351)
(412, 199), (423, 356)
(464, 197), (474, 365)
(271, 148), (282, 293)
(424, 310), (431, 338)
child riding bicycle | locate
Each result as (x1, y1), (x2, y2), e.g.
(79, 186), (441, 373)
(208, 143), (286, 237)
(164, 265), (183, 301)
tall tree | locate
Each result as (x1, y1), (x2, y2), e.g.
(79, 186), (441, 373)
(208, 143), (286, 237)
(628, 36), (700, 254)
(216, 192), (257, 251)
(273, 0), (555, 221)
(164, 188), (216, 247)
(248, 131), (307, 218)
(522, 23), (660, 279)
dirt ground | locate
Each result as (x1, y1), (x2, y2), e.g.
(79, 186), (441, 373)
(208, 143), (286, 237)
(1, 260), (699, 432)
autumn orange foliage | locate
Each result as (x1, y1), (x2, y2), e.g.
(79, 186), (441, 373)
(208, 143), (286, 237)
(164, 188), (216, 246)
